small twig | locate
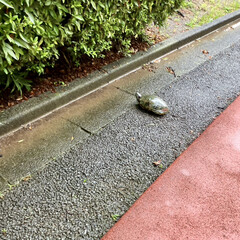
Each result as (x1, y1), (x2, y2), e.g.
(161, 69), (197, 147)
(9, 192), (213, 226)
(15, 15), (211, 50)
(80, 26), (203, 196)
(61, 50), (71, 67)
(176, 10), (184, 18)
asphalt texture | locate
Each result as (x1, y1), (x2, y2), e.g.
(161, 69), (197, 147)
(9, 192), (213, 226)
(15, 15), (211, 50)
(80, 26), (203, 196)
(103, 96), (240, 240)
(1, 40), (240, 239)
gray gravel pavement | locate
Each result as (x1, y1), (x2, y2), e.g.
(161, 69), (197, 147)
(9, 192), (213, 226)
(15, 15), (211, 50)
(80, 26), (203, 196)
(1, 40), (240, 239)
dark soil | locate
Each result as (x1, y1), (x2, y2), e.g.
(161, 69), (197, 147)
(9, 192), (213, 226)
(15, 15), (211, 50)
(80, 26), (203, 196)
(0, 39), (151, 111)
(0, 0), (235, 111)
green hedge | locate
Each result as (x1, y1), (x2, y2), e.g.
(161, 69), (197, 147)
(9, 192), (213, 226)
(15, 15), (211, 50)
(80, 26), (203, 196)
(0, 0), (183, 94)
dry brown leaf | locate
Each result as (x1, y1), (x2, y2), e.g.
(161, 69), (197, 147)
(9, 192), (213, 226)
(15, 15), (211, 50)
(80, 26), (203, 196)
(153, 160), (162, 166)
(23, 175), (31, 182)
(166, 66), (176, 77)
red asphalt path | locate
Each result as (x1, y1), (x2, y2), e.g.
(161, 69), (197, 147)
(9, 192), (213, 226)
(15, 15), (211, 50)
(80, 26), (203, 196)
(102, 96), (240, 240)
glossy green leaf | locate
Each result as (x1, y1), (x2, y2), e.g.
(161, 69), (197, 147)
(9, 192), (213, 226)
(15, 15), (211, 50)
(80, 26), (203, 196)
(74, 15), (84, 21)
(91, 0), (96, 10)
(14, 39), (30, 49)
(0, 0), (184, 94)
(19, 33), (30, 43)
(25, 8), (35, 24)
(0, 0), (14, 9)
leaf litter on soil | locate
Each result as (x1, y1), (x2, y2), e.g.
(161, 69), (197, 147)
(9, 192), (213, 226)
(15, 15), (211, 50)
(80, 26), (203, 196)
(0, 0), (238, 111)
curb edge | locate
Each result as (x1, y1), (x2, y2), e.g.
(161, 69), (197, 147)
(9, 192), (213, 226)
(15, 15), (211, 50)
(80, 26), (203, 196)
(1, 10), (240, 137)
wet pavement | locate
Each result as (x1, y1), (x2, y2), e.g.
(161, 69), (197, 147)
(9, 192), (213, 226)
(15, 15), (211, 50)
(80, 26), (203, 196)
(0, 21), (240, 239)
(103, 95), (240, 240)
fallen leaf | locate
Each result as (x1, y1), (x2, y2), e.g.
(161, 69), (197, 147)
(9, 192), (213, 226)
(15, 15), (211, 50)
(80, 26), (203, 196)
(166, 66), (176, 77)
(153, 160), (162, 166)
(202, 50), (209, 55)
(142, 64), (156, 72)
(1, 229), (7, 235)
(23, 175), (31, 182)
(111, 214), (120, 221)
(17, 139), (24, 143)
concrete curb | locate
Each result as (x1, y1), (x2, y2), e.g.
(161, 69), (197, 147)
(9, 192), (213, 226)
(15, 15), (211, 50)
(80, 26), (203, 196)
(1, 10), (240, 137)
